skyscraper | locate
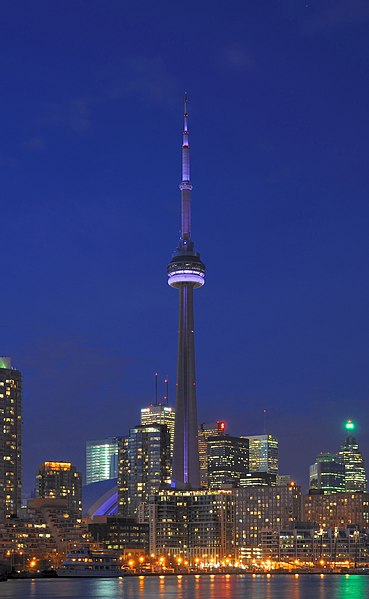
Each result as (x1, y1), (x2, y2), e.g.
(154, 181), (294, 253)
(86, 437), (118, 485)
(339, 420), (367, 492)
(309, 452), (345, 494)
(198, 421), (226, 489)
(140, 405), (175, 466)
(118, 424), (171, 517)
(35, 461), (82, 516)
(207, 435), (249, 489)
(0, 357), (22, 520)
(245, 434), (279, 476)
(167, 96), (205, 489)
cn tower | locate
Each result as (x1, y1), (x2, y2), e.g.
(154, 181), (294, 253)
(167, 95), (205, 489)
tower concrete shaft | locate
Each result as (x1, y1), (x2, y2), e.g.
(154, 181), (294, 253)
(167, 95), (205, 489)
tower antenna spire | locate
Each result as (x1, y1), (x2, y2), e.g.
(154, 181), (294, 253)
(180, 92), (192, 242)
(167, 95), (205, 489)
(164, 376), (169, 405)
(154, 371), (158, 406)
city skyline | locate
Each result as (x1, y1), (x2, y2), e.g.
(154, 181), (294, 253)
(0, 2), (368, 494)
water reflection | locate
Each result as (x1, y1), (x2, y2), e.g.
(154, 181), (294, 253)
(1, 574), (369, 599)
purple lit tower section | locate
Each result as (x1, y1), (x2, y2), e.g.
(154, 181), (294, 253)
(167, 95), (205, 489)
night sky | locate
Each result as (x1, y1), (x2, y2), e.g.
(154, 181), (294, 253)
(1, 1), (369, 495)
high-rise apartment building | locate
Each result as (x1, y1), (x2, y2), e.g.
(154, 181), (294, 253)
(140, 405), (175, 465)
(244, 434), (279, 476)
(309, 452), (345, 494)
(144, 489), (234, 561)
(118, 424), (171, 517)
(304, 491), (369, 528)
(198, 421), (225, 488)
(35, 461), (82, 515)
(0, 357), (22, 520)
(86, 437), (118, 485)
(339, 421), (367, 492)
(167, 96), (205, 489)
(207, 435), (249, 489)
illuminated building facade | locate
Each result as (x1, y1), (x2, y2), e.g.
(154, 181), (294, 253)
(339, 421), (367, 492)
(304, 491), (369, 528)
(207, 435), (249, 489)
(245, 434), (279, 476)
(0, 357), (22, 520)
(167, 96), (205, 489)
(198, 421), (225, 489)
(86, 437), (118, 485)
(261, 525), (369, 565)
(88, 515), (149, 553)
(309, 452), (345, 494)
(118, 424), (171, 517)
(140, 405), (175, 466)
(144, 485), (301, 562)
(233, 485), (301, 552)
(145, 489), (234, 561)
(35, 461), (82, 516)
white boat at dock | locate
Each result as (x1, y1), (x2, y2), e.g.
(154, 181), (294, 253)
(57, 547), (124, 578)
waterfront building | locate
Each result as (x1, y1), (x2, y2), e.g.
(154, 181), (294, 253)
(338, 421), (367, 492)
(198, 421), (225, 489)
(144, 489), (234, 562)
(309, 452), (345, 494)
(86, 438), (118, 485)
(141, 405), (175, 466)
(0, 357), (22, 520)
(233, 484), (301, 553)
(118, 424), (171, 517)
(304, 491), (369, 528)
(88, 515), (149, 553)
(261, 525), (369, 565)
(35, 461), (82, 516)
(167, 96), (205, 489)
(143, 485), (301, 562)
(207, 435), (249, 489)
(244, 434), (279, 476)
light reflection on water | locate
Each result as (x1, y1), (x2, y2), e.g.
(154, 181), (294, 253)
(1, 575), (369, 599)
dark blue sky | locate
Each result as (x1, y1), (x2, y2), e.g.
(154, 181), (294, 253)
(1, 1), (369, 494)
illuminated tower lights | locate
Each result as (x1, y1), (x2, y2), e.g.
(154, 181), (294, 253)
(0, 357), (22, 520)
(339, 420), (367, 492)
(167, 95), (205, 489)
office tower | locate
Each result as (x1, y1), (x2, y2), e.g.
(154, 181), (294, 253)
(86, 437), (118, 485)
(338, 421), (367, 492)
(245, 434), (279, 475)
(141, 405), (175, 465)
(35, 461), (82, 515)
(207, 435), (249, 489)
(309, 452), (345, 494)
(118, 424), (171, 517)
(198, 421), (225, 488)
(167, 96), (205, 489)
(0, 357), (22, 520)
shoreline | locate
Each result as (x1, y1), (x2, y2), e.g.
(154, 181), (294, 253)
(4, 570), (369, 580)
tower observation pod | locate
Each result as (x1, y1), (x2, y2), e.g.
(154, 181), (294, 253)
(167, 95), (205, 489)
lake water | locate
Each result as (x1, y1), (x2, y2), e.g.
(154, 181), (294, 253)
(0, 574), (368, 599)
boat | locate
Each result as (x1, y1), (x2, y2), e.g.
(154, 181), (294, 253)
(56, 547), (125, 578)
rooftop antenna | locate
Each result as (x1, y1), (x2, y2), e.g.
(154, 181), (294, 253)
(164, 376), (169, 404)
(154, 371), (158, 406)
(263, 409), (267, 435)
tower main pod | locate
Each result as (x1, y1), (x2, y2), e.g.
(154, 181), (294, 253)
(167, 96), (205, 489)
